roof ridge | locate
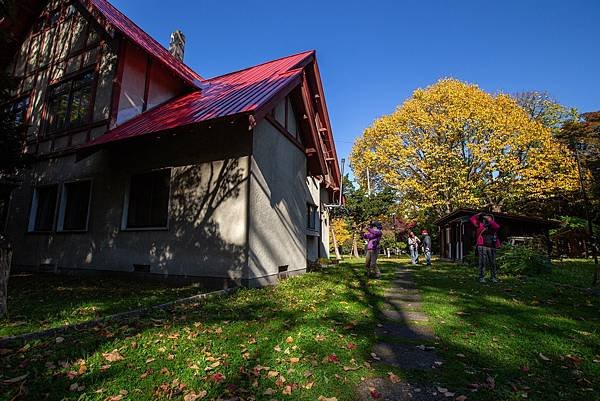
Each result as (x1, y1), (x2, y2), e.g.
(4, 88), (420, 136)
(86, 0), (204, 84)
(206, 50), (315, 81)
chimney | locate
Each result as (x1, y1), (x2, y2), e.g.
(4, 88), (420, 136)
(169, 30), (185, 62)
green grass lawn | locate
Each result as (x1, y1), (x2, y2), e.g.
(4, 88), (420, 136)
(0, 260), (398, 401)
(413, 258), (600, 401)
(0, 258), (598, 401)
(1, 273), (210, 338)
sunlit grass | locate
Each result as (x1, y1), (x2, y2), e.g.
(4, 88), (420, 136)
(414, 259), (599, 401)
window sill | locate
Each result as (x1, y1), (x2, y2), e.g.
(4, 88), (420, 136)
(56, 229), (89, 233)
(121, 227), (169, 232)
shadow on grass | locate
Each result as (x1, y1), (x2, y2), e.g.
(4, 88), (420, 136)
(0, 259), (410, 401)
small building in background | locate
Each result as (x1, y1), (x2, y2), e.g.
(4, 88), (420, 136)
(434, 208), (559, 261)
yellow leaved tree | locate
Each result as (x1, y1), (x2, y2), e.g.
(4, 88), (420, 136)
(351, 79), (579, 218)
(330, 218), (352, 259)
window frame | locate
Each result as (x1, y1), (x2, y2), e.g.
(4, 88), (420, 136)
(43, 68), (97, 136)
(121, 168), (172, 231)
(56, 179), (93, 233)
(307, 203), (319, 231)
(27, 184), (60, 233)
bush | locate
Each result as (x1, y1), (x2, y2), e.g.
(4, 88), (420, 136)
(496, 244), (553, 276)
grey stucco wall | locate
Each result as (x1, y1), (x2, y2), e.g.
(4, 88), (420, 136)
(7, 128), (251, 286)
(247, 120), (308, 286)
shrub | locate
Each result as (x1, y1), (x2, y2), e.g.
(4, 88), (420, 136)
(496, 244), (553, 276)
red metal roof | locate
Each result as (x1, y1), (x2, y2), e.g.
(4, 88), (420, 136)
(83, 0), (203, 87)
(82, 50), (315, 148)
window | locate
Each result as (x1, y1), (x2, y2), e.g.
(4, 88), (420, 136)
(29, 185), (59, 232)
(58, 181), (91, 231)
(46, 70), (95, 133)
(307, 203), (318, 230)
(4, 96), (30, 127)
(125, 170), (171, 229)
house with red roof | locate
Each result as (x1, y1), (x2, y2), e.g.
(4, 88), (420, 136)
(1, 0), (341, 287)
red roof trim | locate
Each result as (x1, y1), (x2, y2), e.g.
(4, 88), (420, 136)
(82, 0), (203, 87)
(78, 52), (313, 149)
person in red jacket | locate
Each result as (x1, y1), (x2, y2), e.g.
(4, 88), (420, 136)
(469, 212), (501, 283)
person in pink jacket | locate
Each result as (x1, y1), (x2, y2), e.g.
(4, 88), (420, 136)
(469, 212), (501, 283)
(362, 222), (383, 278)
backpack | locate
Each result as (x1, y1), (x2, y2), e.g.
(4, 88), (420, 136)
(481, 227), (497, 248)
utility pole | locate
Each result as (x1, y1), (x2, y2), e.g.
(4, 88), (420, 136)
(573, 143), (599, 285)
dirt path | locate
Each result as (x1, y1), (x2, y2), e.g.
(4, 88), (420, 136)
(357, 263), (456, 401)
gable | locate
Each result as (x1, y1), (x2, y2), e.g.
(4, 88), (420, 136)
(7, 0), (119, 153)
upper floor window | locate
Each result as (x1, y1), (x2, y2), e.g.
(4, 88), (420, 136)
(46, 70), (94, 134)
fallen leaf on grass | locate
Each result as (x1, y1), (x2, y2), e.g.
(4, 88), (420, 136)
(267, 370), (279, 378)
(370, 353), (380, 361)
(455, 396), (468, 401)
(286, 336), (294, 343)
(183, 390), (207, 401)
(208, 373), (225, 382)
(263, 388), (276, 395)
(538, 353), (551, 362)
(315, 334), (326, 341)
(388, 372), (401, 383)
(304, 381), (315, 389)
(282, 385), (293, 395)
(275, 375), (287, 387)
(102, 350), (124, 362)
(290, 357), (300, 364)
(105, 396), (123, 401)
(343, 365), (360, 371)
(55, 337), (64, 343)
(318, 396), (338, 401)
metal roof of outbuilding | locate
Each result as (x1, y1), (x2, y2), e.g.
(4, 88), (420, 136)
(434, 208), (560, 228)
(80, 50), (315, 149)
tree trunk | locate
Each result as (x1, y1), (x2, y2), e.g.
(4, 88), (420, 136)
(352, 232), (360, 258)
(0, 237), (12, 318)
(331, 225), (341, 260)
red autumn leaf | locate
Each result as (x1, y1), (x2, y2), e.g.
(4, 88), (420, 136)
(327, 354), (339, 363)
(347, 343), (357, 350)
(209, 373), (225, 382)
(370, 389), (382, 399)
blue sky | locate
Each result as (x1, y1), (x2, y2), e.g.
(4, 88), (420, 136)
(112, 0), (600, 166)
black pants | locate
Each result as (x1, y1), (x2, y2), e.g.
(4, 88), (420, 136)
(477, 245), (497, 279)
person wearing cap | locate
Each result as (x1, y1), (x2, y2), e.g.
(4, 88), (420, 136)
(469, 212), (501, 283)
(363, 222), (383, 278)
(421, 229), (432, 267)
